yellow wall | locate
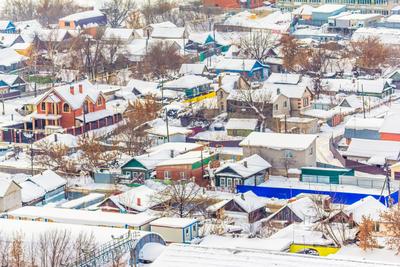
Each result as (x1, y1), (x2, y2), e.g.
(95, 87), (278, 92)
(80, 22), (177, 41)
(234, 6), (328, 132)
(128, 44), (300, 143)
(391, 163), (400, 180)
(289, 244), (340, 256)
(184, 91), (216, 104)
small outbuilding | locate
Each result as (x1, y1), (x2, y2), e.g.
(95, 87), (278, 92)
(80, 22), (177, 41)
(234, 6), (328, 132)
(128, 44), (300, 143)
(150, 217), (199, 243)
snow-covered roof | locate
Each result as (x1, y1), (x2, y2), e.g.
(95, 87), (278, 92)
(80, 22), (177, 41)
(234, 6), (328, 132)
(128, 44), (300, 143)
(7, 206), (156, 228)
(217, 73), (241, 93)
(156, 150), (213, 166)
(129, 149), (177, 170)
(34, 133), (79, 148)
(292, 5), (314, 16)
(146, 142), (202, 154)
(386, 14), (400, 23)
(146, 125), (192, 137)
(179, 63), (207, 75)
(0, 74), (21, 86)
(321, 78), (392, 94)
(226, 118), (258, 131)
(149, 21), (177, 29)
(60, 9), (105, 22)
(339, 95), (363, 109)
(28, 170), (66, 192)
(36, 29), (70, 42)
(60, 193), (104, 209)
(150, 217), (198, 228)
(151, 242), (393, 267)
(379, 112), (400, 134)
(342, 138), (400, 161)
(352, 27), (400, 45)
(126, 78), (159, 94)
(240, 132), (316, 151)
(261, 81), (311, 99)
(0, 47), (27, 66)
(76, 109), (117, 123)
(0, 33), (22, 47)
(14, 19), (42, 32)
(215, 58), (260, 72)
(335, 13), (381, 21)
(37, 80), (102, 110)
(232, 191), (270, 213)
(19, 181), (45, 203)
(266, 73), (301, 85)
(312, 4), (346, 13)
(285, 197), (322, 223)
(344, 196), (387, 224)
(0, 20), (13, 30)
(223, 11), (292, 33)
(151, 27), (186, 39)
(103, 27), (134, 41)
(163, 75), (212, 90)
(345, 117), (384, 131)
(215, 154), (271, 179)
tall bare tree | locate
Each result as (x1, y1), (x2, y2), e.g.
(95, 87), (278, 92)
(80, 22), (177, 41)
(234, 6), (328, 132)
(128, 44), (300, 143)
(33, 141), (75, 173)
(381, 206), (400, 254)
(280, 34), (299, 72)
(2, 0), (37, 21)
(358, 216), (378, 251)
(350, 36), (388, 74)
(240, 32), (277, 62)
(103, 0), (137, 27)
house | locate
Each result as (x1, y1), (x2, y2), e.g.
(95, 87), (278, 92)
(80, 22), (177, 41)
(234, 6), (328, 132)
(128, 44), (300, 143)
(59, 10), (107, 30)
(214, 154), (271, 188)
(292, 5), (314, 20)
(150, 217), (199, 243)
(155, 150), (215, 186)
(11, 42), (33, 57)
(163, 75), (213, 99)
(179, 64), (209, 76)
(143, 21), (178, 38)
(390, 162), (400, 180)
(344, 196), (387, 228)
(0, 20), (16, 33)
(0, 47), (27, 73)
(379, 112), (400, 142)
(266, 73), (302, 85)
(151, 27), (188, 40)
(261, 82), (313, 116)
(0, 178), (21, 212)
(300, 167), (354, 184)
(338, 95), (363, 111)
(18, 180), (45, 205)
(280, 117), (319, 134)
(214, 58), (269, 81)
(328, 13), (382, 31)
(322, 78), (394, 98)
(265, 196), (323, 227)
(344, 117), (384, 144)
(208, 191), (271, 224)
(342, 138), (400, 166)
(121, 142), (203, 180)
(28, 170), (67, 203)
(102, 28), (136, 44)
(203, 0), (264, 9)
(0, 33), (24, 48)
(216, 73), (248, 113)
(0, 74), (27, 92)
(146, 125), (193, 145)
(29, 80), (120, 132)
(240, 132), (317, 175)
(35, 29), (73, 48)
(311, 4), (347, 25)
(99, 185), (166, 213)
(186, 32), (229, 53)
(226, 118), (258, 137)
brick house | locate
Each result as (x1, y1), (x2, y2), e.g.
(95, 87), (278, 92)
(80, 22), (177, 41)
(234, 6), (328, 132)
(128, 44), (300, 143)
(155, 150), (215, 186)
(203, 0), (264, 9)
(29, 80), (116, 132)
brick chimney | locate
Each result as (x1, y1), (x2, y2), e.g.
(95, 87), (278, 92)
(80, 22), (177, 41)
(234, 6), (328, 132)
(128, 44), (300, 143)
(70, 86), (74, 95)
(136, 197), (141, 206)
(79, 84), (83, 94)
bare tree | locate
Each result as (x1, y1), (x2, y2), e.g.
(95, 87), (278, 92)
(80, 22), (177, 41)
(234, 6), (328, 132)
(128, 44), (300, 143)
(0, 232), (10, 266)
(38, 229), (72, 266)
(36, 0), (80, 26)
(33, 140), (76, 173)
(350, 36), (388, 74)
(114, 96), (160, 155)
(103, 0), (137, 27)
(239, 32), (277, 62)
(2, 0), (37, 21)
(358, 216), (378, 251)
(153, 180), (217, 218)
(143, 41), (183, 78)
(77, 134), (119, 172)
(381, 206), (400, 254)
(141, 0), (177, 25)
(280, 34), (299, 72)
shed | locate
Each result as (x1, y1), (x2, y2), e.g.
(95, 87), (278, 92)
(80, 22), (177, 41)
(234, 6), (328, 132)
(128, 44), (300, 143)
(0, 178), (21, 212)
(28, 170), (67, 202)
(225, 118), (258, 137)
(150, 217), (199, 243)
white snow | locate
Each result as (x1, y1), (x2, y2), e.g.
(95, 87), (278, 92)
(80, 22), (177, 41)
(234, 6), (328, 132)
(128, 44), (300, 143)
(344, 117), (384, 131)
(215, 154), (271, 179)
(0, 177), (13, 197)
(344, 196), (387, 224)
(225, 118), (258, 130)
(240, 132), (317, 151)
(266, 73), (301, 85)
(60, 193), (105, 209)
(150, 217), (198, 228)
(379, 112), (400, 134)
(29, 170), (66, 192)
(60, 10), (104, 22)
(342, 138), (400, 161)
(156, 150), (213, 166)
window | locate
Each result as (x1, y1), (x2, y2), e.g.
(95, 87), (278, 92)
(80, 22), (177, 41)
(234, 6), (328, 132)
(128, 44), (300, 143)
(284, 150), (293, 158)
(180, 172), (186, 179)
(303, 97), (309, 107)
(83, 101), (89, 113)
(227, 178), (232, 188)
(234, 179), (241, 186)
(64, 21), (70, 27)
(41, 102), (46, 112)
(97, 97), (103, 106)
(220, 177), (226, 187)
(284, 101), (287, 108)
(185, 228), (189, 235)
(275, 104), (278, 110)
(374, 222), (380, 232)
(63, 103), (70, 113)
(164, 171), (171, 179)
(193, 224), (197, 232)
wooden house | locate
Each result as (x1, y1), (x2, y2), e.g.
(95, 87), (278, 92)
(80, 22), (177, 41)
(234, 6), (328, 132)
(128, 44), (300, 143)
(214, 154), (271, 188)
(163, 75), (212, 100)
(150, 217), (199, 243)
(59, 10), (107, 30)
(214, 59), (269, 81)
(226, 118), (258, 137)
(0, 20), (16, 33)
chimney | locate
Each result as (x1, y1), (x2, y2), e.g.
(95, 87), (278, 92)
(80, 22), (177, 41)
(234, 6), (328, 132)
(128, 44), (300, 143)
(243, 161), (248, 168)
(277, 88), (281, 95)
(70, 86), (74, 95)
(54, 134), (58, 142)
(170, 149), (174, 158)
(218, 75), (222, 87)
(136, 197), (141, 206)
(79, 84), (83, 94)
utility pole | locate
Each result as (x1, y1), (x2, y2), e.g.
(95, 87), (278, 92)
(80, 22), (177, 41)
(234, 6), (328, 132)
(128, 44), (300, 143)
(161, 79), (170, 142)
(284, 114), (287, 133)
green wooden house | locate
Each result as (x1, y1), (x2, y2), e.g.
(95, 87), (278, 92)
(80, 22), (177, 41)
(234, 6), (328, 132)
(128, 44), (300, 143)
(300, 167), (354, 184)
